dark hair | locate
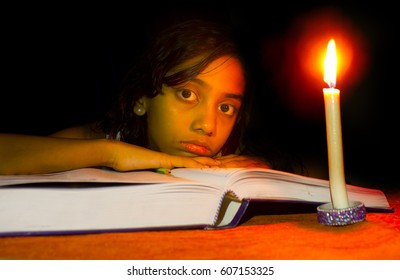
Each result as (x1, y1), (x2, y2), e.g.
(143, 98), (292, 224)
(99, 18), (252, 155)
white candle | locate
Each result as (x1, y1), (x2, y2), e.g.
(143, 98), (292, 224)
(323, 39), (350, 209)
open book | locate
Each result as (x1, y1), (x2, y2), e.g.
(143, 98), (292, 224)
(0, 167), (392, 236)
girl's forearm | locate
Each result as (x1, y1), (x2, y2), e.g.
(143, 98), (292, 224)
(0, 134), (114, 175)
(0, 134), (221, 175)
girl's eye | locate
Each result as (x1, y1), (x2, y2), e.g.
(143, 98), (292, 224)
(219, 103), (236, 116)
(177, 89), (198, 102)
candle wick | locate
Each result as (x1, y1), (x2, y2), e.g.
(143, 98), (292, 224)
(325, 80), (335, 88)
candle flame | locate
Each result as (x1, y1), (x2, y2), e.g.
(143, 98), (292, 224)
(324, 39), (337, 88)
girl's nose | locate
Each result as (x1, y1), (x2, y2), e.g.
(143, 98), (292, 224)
(191, 107), (216, 136)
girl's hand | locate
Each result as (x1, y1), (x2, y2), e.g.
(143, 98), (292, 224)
(213, 154), (270, 169)
(108, 141), (221, 171)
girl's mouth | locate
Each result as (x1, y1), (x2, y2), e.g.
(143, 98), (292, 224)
(181, 142), (211, 156)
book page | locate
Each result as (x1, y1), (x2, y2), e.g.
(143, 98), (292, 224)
(172, 167), (329, 201)
(0, 169), (231, 235)
(0, 168), (191, 187)
(171, 168), (390, 209)
(171, 168), (243, 188)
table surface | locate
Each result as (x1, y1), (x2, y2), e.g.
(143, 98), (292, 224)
(1, 191), (399, 260)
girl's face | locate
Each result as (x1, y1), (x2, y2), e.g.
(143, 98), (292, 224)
(142, 56), (245, 157)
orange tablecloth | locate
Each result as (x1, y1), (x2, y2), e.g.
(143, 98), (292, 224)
(1, 191), (399, 260)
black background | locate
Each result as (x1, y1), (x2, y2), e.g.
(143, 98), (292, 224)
(1, 1), (397, 191)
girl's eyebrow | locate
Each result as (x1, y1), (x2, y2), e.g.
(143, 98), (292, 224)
(224, 93), (243, 101)
(190, 78), (243, 100)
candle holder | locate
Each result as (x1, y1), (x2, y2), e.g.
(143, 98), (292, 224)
(317, 201), (366, 226)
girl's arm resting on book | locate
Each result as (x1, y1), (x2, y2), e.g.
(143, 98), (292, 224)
(0, 134), (220, 175)
(214, 154), (271, 169)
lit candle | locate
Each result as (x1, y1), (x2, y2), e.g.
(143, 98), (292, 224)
(323, 39), (350, 209)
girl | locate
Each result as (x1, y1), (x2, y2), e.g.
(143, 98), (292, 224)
(0, 19), (269, 175)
